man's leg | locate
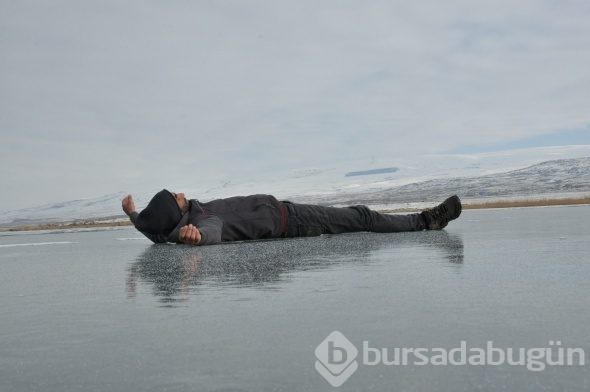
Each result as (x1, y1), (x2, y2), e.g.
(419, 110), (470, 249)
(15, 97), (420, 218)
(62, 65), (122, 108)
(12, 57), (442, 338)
(284, 202), (426, 237)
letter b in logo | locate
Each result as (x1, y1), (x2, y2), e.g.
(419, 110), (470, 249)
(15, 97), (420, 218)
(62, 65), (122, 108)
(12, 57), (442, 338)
(315, 331), (358, 387)
(329, 340), (348, 364)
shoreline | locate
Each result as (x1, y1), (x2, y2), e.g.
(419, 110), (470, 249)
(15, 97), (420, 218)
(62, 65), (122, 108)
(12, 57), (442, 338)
(380, 195), (590, 213)
(0, 220), (132, 233)
(2, 196), (589, 233)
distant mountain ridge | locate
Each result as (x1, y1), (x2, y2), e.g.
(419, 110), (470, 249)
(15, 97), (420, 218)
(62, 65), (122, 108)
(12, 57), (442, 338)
(295, 157), (590, 205)
(1, 157), (589, 227)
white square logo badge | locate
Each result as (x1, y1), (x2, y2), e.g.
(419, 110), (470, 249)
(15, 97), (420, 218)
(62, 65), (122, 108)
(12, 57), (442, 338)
(315, 331), (359, 387)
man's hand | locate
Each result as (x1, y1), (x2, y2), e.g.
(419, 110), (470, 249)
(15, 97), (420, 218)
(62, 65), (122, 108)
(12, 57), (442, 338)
(179, 224), (202, 245)
(122, 194), (136, 216)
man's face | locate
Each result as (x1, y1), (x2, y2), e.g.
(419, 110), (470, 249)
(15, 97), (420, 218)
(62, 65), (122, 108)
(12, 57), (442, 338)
(171, 192), (189, 214)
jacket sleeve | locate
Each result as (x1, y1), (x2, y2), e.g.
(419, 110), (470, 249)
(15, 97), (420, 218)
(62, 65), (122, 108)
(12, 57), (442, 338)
(128, 211), (168, 244)
(195, 215), (223, 245)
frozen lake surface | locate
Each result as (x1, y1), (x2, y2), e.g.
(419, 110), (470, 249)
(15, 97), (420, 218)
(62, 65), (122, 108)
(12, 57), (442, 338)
(1, 206), (589, 391)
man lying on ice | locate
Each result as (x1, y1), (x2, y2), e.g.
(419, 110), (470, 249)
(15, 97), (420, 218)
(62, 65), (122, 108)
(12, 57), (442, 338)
(121, 190), (462, 245)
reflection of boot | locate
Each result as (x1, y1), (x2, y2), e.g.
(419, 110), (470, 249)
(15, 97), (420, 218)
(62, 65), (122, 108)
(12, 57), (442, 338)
(421, 195), (462, 230)
(429, 231), (464, 264)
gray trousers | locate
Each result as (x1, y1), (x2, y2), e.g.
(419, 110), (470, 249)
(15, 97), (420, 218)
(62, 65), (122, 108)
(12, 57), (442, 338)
(283, 202), (426, 238)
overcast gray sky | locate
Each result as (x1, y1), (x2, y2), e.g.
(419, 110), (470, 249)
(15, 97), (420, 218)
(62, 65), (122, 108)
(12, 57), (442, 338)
(2, 0), (590, 211)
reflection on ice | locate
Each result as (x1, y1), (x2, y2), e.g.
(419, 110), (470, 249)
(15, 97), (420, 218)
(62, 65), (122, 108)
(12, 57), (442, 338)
(127, 231), (464, 302)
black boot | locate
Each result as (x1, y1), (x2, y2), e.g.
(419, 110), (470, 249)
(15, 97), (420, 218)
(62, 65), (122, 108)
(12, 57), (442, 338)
(421, 195), (462, 230)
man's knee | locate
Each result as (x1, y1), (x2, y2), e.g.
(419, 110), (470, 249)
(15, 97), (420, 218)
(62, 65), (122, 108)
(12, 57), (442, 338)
(346, 205), (374, 229)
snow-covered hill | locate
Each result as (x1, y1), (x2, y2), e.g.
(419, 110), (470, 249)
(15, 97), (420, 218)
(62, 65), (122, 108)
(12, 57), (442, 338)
(299, 157), (590, 206)
(2, 147), (590, 227)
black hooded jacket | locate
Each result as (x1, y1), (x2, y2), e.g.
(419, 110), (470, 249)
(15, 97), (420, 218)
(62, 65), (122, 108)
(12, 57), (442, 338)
(130, 194), (288, 245)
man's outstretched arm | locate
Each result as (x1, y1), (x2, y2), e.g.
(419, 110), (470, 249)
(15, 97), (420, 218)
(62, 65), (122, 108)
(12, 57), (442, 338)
(122, 194), (139, 223)
(122, 194), (136, 215)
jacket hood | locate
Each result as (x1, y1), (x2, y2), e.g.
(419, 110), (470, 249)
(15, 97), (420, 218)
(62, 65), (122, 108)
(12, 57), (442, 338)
(134, 189), (183, 236)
